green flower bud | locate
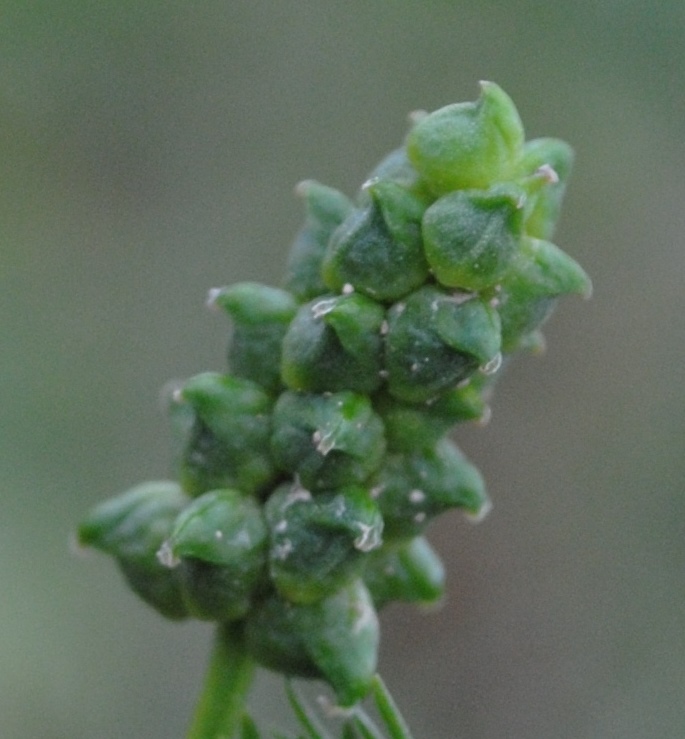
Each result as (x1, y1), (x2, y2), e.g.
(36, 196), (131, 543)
(159, 489), (269, 621)
(175, 372), (276, 497)
(295, 578), (379, 706)
(244, 589), (321, 679)
(498, 236), (592, 352)
(517, 138), (574, 240)
(270, 390), (386, 491)
(362, 536), (445, 608)
(208, 283), (297, 394)
(374, 383), (489, 453)
(284, 180), (354, 302)
(77, 481), (190, 620)
(370, 438), (489, 539)
(245, 578), (380, 707)
(280, 292), (385, 394)
(322, 180), (429, 302)
(265, 482), (383, 604)
(406, 81), (524, 194)
(385, 286), (501, 403)
(422, 184), (525, 290)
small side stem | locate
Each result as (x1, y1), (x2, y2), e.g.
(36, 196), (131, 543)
(187, 622), (255, 739)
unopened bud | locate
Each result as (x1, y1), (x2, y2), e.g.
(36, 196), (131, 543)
(322, 180), (429, 302)
(281, 292), (385, 394)
(406, 81), (524, 194)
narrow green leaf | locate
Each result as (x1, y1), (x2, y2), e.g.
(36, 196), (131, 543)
(240, 712), (262, 739)
(349, 709), (385, 739)
(285, 680), (330, 739)
(370, 675), (414, 739)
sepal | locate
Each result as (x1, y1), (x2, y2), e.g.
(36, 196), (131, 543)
(385, 286), (501, 402)
(363, 536), (445, 608)
(159, 488), (269, 621)
(422, 184), (524, 290)
(270, 391), (386, 491)
(281, 293), (385, 394)
(284, 180), (354, 302)
(517, 137), (574, 239)
(374, 383), (488, 452)
(406, 81), (524, 193)
(245, 579), (380, 706)
(498, 236), (591, 351)
(370, 438), (489, 539)
(208, 283), (297, 394)
(265, 482), (383, 603)
(77, 481), (190, 620)
(175, 372), (276, 496)
(322, 180), (429, 302)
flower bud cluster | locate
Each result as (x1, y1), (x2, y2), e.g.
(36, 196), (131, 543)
(78, 82), (589, 707)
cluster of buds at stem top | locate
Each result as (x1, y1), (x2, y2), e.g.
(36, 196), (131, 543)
(78, 82), (590, 707)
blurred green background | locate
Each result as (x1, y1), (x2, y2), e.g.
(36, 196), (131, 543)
(2, 2), (684, 737)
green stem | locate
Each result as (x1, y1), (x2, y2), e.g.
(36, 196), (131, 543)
(187, 622), (256, 739)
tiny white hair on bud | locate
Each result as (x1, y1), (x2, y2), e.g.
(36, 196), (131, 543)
(273, 539), (293, 561)
(481, 352), (502, 376)
(313, 428), (336, 455)
(477, 405), (493, 427)
(409, 489), (426, 504)
(342, 283), (354, 295)
(353, 522), (381, 552)
(206, 287), (223, 310)
(311, 298), (337, 319)
(157, 540), (180, 569)
(465, 497), (493, 524)
(361, 176), (380, 191)
(380, 320), (389, 335)
(408, 109), (428, 125)
(159, 380), (184, 410)
(294, 179), (314, 197)
(537, 163), (559, 184)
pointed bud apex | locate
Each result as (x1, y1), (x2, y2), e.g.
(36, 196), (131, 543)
(406, 81), (524, 193)
(357, 147), (432, 203)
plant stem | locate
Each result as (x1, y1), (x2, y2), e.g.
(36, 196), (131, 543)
(187, 622), (256, 739)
